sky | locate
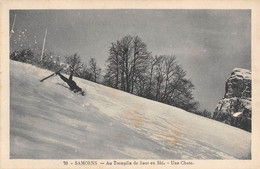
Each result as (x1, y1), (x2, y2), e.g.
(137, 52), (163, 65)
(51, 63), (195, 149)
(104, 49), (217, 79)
(9, 10), (251, 112)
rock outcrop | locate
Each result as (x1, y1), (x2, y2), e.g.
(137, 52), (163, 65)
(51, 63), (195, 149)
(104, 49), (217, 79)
(213, 68), (251, 132)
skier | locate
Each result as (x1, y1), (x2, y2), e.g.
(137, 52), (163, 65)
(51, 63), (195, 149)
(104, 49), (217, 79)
(56, 72), (85, 96)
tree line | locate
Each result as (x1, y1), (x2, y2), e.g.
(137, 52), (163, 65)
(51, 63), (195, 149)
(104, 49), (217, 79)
(10, 49), (101, 83)
(10, 34), (200, 113)
(103, 35), (198, 112)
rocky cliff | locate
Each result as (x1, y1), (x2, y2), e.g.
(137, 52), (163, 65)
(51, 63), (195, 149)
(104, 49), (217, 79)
(213, 68), (251, 132)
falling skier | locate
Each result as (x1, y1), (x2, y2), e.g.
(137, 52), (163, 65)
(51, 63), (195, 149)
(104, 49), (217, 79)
(56, 72), (85, 96)
(40, 53), (85, 96)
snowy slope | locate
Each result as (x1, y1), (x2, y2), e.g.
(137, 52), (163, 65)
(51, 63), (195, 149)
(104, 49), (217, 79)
(10, 61), (251, 159)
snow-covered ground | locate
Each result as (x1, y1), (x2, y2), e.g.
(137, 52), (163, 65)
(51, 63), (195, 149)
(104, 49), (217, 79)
(10, 61), (251, 159)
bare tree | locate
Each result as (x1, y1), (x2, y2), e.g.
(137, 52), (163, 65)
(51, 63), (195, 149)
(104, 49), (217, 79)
(105, 42), (121, 88)
(65, 53), (83, 76)
(154, 55), (165, 101)
(144, 56), (158, 99)
(89, 57), (101, 82)
(161, 55), (176, 102)
(130, 36), (150, 94)
(118, 35), (133, 92)
(104, 35), (150, 93)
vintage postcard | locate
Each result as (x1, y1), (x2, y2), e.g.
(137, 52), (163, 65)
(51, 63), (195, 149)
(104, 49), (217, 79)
(1, 0), (260, 169)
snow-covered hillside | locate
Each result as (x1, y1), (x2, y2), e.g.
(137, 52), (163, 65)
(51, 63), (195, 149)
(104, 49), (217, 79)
(10, 61), (251, 159)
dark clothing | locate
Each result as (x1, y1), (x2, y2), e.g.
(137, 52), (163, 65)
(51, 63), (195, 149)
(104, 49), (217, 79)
(58, 73), (83, 94)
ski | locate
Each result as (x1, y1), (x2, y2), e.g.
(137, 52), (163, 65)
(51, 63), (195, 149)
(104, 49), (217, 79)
(40, 68), (63, 82)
